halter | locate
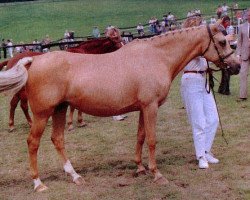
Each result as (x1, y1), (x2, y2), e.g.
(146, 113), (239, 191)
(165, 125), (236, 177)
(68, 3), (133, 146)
(202, 24), (234, 64)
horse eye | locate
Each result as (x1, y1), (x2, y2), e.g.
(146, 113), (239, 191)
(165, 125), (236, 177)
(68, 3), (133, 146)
(219, 40), (226, 47)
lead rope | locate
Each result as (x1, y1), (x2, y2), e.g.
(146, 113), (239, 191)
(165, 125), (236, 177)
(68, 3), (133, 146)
(205, 60), (229, 145)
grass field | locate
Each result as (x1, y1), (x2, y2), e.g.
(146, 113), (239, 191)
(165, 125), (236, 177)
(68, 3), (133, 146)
(0, 0), (250, 200)
(0, 0), (249, 43)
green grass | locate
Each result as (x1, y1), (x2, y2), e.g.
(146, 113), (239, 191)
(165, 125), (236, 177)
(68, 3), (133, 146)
(0, 0), (250, 199)
(0, 0), (249, 43)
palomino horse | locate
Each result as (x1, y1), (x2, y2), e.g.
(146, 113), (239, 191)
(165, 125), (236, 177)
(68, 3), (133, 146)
(0, 27), (123, 131)
(0, 23), (240, 191)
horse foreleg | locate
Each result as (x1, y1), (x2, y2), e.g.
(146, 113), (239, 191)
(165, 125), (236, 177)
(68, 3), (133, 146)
(77, 110), (86, 127)
(27, 114), (49, 192)
(134, 111), (147, 175)
(143, 103), (169, 185)
(52, 103), (84, 186)
(9, 94), (20, 132)
(67, 105), (75, 131)
(20, 98), (32, 127)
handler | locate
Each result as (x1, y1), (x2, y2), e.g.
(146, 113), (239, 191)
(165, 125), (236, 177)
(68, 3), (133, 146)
(181, 16), (219, 169)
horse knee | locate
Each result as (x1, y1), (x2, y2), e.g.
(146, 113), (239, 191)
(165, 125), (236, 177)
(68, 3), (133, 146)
(27, 137), (40, 153)
(51, 136), (64, 151)
(147, 139), (156, 149)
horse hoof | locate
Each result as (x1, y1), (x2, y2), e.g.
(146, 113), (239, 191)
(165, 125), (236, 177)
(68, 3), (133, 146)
(154, 176), (169, 185)
(68, 125), (74, 132)
(78, 122), (87, 127)
(35, 183), (48, 192)
(74, 177), (85, 186)
(9, 126), (15, 132)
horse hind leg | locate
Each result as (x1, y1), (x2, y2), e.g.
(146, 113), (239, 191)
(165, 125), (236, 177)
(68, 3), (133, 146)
(9, 94), (20, 132)
(67, 105), (75, 131)
(27, 113), (50, 192)
(142, 103), (169, 185)
(51, 103), (85, 186)
(20, 97), (32, 127)
(77, 110), (86, 127)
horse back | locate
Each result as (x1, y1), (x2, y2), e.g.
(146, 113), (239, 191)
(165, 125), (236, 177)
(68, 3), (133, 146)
(7, 51), (43, 70)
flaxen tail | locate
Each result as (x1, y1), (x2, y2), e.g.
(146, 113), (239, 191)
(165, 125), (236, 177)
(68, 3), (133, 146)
(0, 57), (33, 96)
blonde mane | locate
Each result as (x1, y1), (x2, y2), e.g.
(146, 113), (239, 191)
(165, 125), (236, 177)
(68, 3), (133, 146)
(132, 25), (205, 44)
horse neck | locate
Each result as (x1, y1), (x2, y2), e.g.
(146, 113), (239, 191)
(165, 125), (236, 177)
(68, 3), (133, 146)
(151, 26), (208, 78)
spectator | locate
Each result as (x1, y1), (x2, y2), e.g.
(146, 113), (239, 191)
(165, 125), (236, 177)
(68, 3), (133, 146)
(106, 24), (114, 32)
(218, 16), (234, 95)
(167, 12), (175, 26)
(32, 39), (41, 52)
(1, 39), (7, 59)
(221, 3), (229, 17)
(122, 31), (133, 44)
(210, 16), (217, 24)
(92, 26), (100, 38)
(69, 31), (75, 40)
(67, 31), (74, 48)
(15, 41), (25, 54)
(216, 5), (223, 19)
(136, 23), (144, 36)
(7, 39), (13, 58)
(236, 9), (250, 101)
(232, 1), (238, 9)
(64, 30), (70, 40)
(155, 20), (162, 34)
(148, 16), (157, 34)
(161, 20), (167, 33)
(187, 10), (192, 17)
(202, 19), (207, 25)
(42, 34), (51, 53)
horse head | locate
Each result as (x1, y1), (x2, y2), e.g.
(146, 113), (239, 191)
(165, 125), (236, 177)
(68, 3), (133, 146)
(202, 22), (240, 75)
(105, 27), (123, 48)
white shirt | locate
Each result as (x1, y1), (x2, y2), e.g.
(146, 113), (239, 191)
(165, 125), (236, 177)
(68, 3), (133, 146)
(167, 14), (174, 20)
(137, 25), (144, 30)
(183, 57), (207, 72)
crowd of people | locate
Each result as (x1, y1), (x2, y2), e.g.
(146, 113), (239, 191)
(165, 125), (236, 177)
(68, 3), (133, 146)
(0, 34), (53, 59)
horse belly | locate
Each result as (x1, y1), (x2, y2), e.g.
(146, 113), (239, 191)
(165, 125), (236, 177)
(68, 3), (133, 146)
(67, 77), (140, 117)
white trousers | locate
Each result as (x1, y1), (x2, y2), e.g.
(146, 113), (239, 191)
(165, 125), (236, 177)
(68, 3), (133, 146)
(181, 74), (219, 159)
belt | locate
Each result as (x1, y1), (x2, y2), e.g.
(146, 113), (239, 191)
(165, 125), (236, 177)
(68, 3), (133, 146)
(184, 70), (206, 74)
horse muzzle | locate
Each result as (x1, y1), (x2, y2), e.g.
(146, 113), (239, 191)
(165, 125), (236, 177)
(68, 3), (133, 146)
(227, 63), (241, 75)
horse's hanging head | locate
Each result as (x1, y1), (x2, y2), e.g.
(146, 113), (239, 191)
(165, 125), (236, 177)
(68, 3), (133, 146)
(105, 27), (123, 47)
(202, 23), (240, 75)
